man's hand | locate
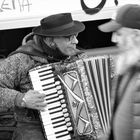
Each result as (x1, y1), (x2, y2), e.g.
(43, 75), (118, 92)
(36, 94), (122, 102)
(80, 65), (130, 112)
(23, 90), (47, 111)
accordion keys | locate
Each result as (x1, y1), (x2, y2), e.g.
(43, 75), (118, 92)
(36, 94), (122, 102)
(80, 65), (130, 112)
(29, 64), (72, 140)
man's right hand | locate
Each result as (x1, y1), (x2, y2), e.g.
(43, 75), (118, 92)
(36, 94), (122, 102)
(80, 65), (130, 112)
(23, 90), (47, 111)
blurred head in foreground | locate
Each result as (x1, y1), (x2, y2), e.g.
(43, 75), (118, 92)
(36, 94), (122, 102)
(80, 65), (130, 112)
(98, 4), (140, 74)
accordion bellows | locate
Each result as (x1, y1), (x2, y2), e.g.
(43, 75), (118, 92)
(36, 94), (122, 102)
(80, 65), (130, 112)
(29, 55), (112, 140)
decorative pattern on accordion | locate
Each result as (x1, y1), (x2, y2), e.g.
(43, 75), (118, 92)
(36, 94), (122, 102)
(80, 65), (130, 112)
(58, 55), (111, 138)
(78, 56), (111, 135)
(59, 71), (93, 135)
(29, 55), (112, 139)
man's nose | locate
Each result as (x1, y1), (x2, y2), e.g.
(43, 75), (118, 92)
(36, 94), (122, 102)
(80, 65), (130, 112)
(111, 33), (117, 43)
(71, 35), (78, 44)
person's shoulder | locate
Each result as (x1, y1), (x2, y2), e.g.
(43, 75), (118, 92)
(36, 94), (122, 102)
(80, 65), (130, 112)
(8, 52), (30, 60)
(6, 53), (32, 66)
(0, 53), (32, 72)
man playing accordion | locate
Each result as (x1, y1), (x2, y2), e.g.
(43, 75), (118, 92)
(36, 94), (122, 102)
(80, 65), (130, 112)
(0, 13), (87, 140)
(0, 11), (114, 140)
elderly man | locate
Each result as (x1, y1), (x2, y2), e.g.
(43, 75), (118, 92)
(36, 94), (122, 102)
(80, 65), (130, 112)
(0, 13), (86, 140)
(98, 4), (140, 140)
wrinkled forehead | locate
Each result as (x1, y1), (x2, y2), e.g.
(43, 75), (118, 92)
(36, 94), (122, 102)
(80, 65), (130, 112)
(114, 27), (140, 36)
(112, 27), (140, 40)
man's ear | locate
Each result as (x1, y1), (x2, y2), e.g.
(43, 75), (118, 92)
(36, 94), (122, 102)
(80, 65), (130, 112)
(43, 37), (51, 45)
(43, 37), (55, 47)
(43, 37), (57, 49)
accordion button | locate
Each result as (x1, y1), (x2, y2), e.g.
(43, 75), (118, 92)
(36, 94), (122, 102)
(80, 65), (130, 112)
(61, 104), (66, 108)
(64, 113), (69, 117)
(63, 108), (68, 113)
(68, 127), (73, 131)
(59, 95), (64, 99)
(60, 99), (65, 103)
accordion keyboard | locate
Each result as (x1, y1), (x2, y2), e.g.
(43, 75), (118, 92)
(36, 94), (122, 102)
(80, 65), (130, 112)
(29, 65), (72, 140)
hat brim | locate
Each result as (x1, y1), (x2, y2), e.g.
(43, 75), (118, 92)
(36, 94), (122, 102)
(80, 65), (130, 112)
(32, 21), (85, 36)
(98, 20), (122, 32)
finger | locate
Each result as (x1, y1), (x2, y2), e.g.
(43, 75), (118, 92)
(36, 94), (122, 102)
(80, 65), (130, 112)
(36, 101), (47, 108)
(35, 103), (47, 111)
(28, 90), (40, 94)
(34, 98), (46, 103)
(35, 93), (46, 98)
(37, 107), (47, 111)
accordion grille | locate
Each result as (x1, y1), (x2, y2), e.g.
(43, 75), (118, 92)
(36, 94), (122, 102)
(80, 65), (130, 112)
(81, 56), (111, 134)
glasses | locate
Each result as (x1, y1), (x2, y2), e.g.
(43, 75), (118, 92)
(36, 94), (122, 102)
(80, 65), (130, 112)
(64, 33), (78, 41)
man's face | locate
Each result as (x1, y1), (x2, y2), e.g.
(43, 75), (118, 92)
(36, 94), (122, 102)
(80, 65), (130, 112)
(111, 27), (140, 74)
(111, 27), (132, 49)
(52, 34), (79, 56)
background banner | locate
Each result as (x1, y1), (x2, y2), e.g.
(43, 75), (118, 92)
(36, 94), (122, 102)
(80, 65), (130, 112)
(0, 0), (140, 29)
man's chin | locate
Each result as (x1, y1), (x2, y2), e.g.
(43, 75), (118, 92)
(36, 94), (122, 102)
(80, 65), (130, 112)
(68, 48), (81, 55)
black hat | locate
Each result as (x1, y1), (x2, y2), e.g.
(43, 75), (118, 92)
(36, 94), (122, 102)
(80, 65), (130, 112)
(33, 13), (85, 36)
(98, 4), (140, 32)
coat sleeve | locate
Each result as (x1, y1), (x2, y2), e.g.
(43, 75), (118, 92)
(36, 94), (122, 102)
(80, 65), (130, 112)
(0, 53), (32, 112)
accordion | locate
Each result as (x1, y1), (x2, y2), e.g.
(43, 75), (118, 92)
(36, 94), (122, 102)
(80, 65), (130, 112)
(29, 55), (112, 140)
